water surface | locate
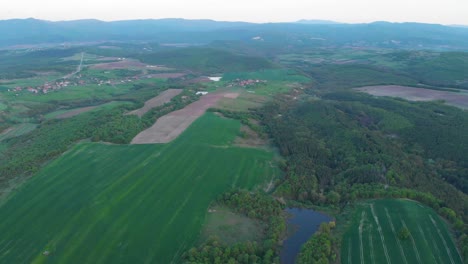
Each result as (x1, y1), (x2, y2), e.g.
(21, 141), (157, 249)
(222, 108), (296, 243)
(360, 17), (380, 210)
(281, 208), (332, 264)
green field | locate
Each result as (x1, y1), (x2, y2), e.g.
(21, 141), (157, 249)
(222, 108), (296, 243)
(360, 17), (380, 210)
(44, 101), (133, 119)
(0, 112), (278, 263)
(0, 123), (37, 142)
(341, 199), (462, 264)
(222, 69), (310, 83)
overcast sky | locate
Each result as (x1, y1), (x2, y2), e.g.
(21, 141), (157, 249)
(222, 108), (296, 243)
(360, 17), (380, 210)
(1, 0), (467, 25)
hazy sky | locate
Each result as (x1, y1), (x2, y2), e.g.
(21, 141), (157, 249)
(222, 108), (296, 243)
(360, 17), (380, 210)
(1, 0), (467, 25)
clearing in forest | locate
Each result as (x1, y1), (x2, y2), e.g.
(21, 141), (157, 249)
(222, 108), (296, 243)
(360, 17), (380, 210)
(355, 85), (468, 109)
(341, 199), (462, 264)
(45, 101), (133, 119)
(90, 59), (159, 70)
(131, 92), (239, 144)
(0, 112), (279, 263)
(126, 89), (183, 117)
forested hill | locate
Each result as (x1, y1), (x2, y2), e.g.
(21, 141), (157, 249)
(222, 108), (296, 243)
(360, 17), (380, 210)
(1, 18), (468, 50)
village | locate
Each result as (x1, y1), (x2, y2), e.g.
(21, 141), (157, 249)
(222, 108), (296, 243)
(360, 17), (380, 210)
(8, 74), (140, 95)
(227, 78), (267, 88)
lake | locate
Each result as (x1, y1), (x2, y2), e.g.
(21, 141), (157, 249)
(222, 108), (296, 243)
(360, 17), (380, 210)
(281, 208), (332, 264)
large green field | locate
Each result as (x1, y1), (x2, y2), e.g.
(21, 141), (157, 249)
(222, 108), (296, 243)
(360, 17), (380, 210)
(341, 199), (462, 264)
(0, 112), (279, 263)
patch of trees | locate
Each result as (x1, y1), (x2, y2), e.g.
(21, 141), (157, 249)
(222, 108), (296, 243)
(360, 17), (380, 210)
(296, 222), (336, 264)
(183, 190), (286, 264)
(138, 48), (276, 74)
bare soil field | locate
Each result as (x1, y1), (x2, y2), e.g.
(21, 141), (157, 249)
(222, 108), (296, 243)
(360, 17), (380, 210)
(91, 60), (161, 70)
(145, 73), (186, 79)
(127, 89), (183, 117)
(131, 92), (239, 144)
(55, 106), (97, 119)
(234, 125), (268, 148)
(355, 85), (468, 109)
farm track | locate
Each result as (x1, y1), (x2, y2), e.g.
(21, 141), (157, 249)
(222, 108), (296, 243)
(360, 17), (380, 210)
(430, 215), (458, 264)
(417, 225), (439, 263)
(370, 204), (391, 264)
(368, 224), (375, 264)
(400, 218), (421, 264)
(359, 211), (365, 264)
(384, 208), (408, 264)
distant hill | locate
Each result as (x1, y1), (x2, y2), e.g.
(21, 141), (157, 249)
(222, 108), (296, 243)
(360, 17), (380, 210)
(1, 18), (468, 50)
(295, 19), (341, 24)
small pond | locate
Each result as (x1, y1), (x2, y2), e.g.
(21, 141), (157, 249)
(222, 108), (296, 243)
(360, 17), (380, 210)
(281, 208), (332, 264)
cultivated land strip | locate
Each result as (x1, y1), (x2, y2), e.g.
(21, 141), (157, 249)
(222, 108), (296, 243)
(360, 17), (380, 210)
(384, 208), (408, 264)
(430, 215), (457, 264)
(131, 92), (239, 144)
(370, 204), (391, 264)
(368, 224), (375, 264)
(348, 238), (352, 264)
(359, 211), (365, 264)
(355, 85), (468, 109)
(126, 89), (183, 117)
(400, 218), (421, 264)
(417, 225), (439, 264)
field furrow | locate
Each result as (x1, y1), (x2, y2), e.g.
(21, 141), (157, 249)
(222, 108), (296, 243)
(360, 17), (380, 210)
(430, 215), (456, 264)
(400, 218), (421, 264)
(384, 208), (408, 264)
(359, 211), (365, 264)
(370, 204), (391, 264)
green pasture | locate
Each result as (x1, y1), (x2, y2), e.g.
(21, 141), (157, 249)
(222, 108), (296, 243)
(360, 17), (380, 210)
(222, 69), (310, 83)
(0, 123), (37, 142)
(0, 112), (279, 263)
(341, 199), (462, 264)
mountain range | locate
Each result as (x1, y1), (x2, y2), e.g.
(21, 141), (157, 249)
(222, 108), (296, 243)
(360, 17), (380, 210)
(1, 18), (468, 50)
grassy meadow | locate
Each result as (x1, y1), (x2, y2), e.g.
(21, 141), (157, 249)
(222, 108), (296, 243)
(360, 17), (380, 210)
(0, 123), (37, 142)
(341, 199), (462, 264)
(0, 112), (279, 263)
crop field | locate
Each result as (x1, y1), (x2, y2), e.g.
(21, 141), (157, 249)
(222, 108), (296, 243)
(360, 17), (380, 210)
(131, 92), (239, 144)
(127, 88), (183, 117)
(0, 112), (279, 263)
(222, 69), (310, 83)
(356, 85), (468, 109)
(341, 199), (462, 264)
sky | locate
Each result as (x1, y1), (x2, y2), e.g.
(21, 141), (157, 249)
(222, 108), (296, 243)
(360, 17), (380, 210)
(1, 0), (467, 25)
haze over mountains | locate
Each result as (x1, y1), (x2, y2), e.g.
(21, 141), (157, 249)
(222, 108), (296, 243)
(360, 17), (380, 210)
(1, 18), (468, 50)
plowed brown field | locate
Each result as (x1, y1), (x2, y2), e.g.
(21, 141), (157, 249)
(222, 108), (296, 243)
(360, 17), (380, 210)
(131, 92), (239, 144)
